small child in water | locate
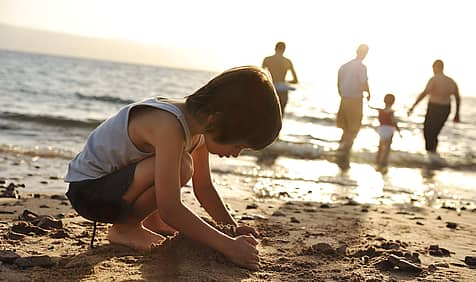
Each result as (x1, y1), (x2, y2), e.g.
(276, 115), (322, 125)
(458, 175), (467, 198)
(369, 94), (401, 171)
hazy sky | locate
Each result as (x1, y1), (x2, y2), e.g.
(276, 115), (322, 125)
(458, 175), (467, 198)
(1, 0), (475, 96)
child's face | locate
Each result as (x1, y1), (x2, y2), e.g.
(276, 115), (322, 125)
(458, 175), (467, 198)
(204, 134), (248, 158)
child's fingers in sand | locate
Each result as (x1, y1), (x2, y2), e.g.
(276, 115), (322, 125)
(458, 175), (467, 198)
(236, 225), (259, 238)
(242, 234), (259, 246)
(226, 236), (260, 269)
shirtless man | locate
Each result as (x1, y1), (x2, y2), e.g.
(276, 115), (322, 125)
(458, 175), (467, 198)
(408, 59), (461, 162)
(262, 42), (298, 115)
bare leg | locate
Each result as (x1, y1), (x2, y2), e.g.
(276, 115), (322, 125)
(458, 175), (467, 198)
(107, 185), (167, 250)
(381, 142), (391, 167)
(107, 222), (165, 251)
(338, 131), (353, 152)
(107, 157), (165, 251)
(337, 130), (355, 169)
(108, 152), (193, 249)
(143, 211), (178, 235)
(376, 141), (384, 166)
(143, 152), (192, 235)
(377, 140), (391, 172)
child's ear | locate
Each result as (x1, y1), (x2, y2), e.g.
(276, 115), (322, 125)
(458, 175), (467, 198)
(206, 114), (215, 125)
(205, 112), (222, 132)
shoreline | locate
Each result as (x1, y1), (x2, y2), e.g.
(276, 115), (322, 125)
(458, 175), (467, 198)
(1, 151), (476, 281)
(2, 146), (476, 210)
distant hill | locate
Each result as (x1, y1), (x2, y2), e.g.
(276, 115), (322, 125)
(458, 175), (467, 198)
(0, 23), (214, 71)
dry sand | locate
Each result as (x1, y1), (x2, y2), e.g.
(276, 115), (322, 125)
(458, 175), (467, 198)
(1, 153), (476, 281)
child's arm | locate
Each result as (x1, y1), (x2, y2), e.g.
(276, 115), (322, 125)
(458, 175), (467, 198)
(366, 102), (380, 111)
(367, 105), (380, 110)
(392, 112), (402, 137)
(150, 120), (259, 269)
(191, 145), (258, 236)
(395, 123), (401, 133)
(395, 123), (402, 137)
(191, 144), (237, 226)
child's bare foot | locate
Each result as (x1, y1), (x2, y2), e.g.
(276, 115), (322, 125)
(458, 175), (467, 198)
(107, 223), (166, 251)
(143, 211), (178, 235)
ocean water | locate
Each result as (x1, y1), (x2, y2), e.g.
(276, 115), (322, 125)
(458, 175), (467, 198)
(1, 50), (475, 208)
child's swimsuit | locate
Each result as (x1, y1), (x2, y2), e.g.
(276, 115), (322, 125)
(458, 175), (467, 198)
(377, 109), (395, 140)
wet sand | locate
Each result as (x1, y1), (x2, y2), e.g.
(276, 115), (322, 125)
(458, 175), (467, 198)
(1, 153), (476, 281)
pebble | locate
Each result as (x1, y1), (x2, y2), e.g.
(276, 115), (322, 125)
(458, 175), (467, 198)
(0, 250), (20, 263)
(290, 217), (300, 223)
(272, 211), (285, 217)
(6, 231), (25, 240)
(465, 256), (476, 266)
(0, 251), (54, 268)
(429, 245), (451, 257)
(14, 255), (55, 268)
(387, 254), (422, 272)
(446, 222), (457, 229)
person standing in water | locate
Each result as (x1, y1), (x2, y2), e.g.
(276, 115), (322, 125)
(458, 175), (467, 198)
(336, 44), (371, 169)
(369, 94), (401, 172)
(408, 59), (461, 164)
(262, 41), (299, 116)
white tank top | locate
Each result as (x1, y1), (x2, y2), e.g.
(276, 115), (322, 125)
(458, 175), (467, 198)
(64, 97), (197, 182)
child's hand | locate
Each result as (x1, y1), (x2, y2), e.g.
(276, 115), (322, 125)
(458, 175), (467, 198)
(225, 235), (259, 270)
(236, 225), (259, 237)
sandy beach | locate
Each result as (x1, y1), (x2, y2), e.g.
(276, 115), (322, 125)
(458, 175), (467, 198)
(1, 152), (476, 281)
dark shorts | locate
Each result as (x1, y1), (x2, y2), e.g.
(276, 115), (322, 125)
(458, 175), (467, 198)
(66, 163), (137, 223)
(424, 102), (450, 152)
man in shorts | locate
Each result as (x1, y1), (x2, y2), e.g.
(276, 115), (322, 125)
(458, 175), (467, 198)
(262, 41), (299, 116)
(336, 44), (371, 169)
(408, 59), (461, 165)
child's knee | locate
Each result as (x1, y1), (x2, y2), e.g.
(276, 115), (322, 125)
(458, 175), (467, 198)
(181, 152), (193, 186)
